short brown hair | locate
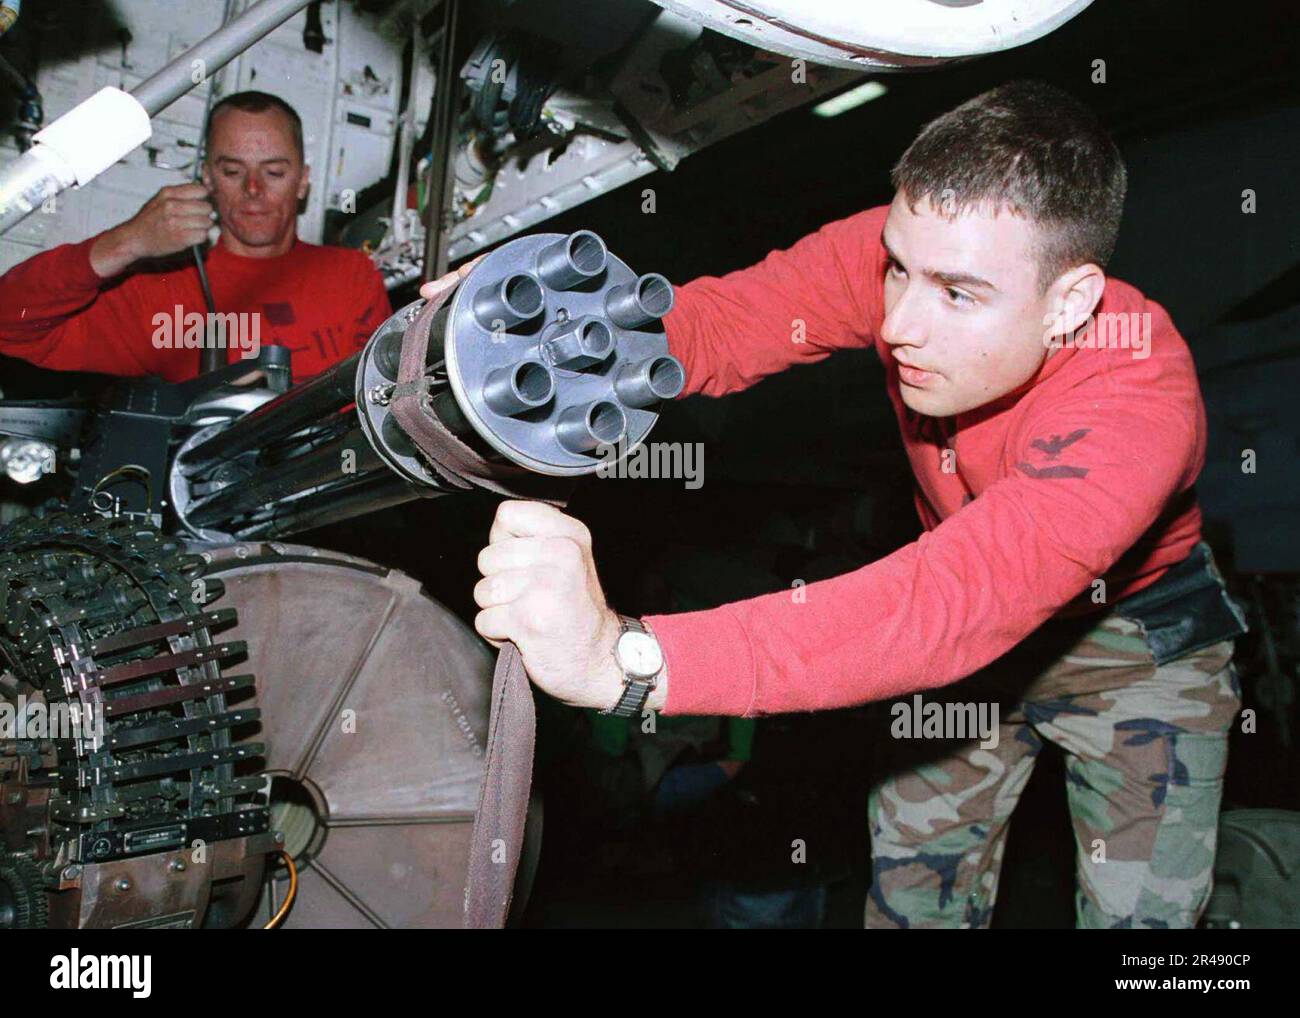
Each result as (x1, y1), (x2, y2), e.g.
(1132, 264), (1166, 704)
(205, 90), (304, 161)
(890, 80), (1127, 289)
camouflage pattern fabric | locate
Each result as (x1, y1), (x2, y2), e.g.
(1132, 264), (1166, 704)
(865, 612), (1241, 928)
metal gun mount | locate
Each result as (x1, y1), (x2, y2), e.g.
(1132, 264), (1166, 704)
(2, 229), (684, 539)
(0, 228), (680, 929)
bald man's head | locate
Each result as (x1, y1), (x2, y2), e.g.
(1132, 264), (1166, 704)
(201, 91), (309, 256)
(204, 91), (303, 161)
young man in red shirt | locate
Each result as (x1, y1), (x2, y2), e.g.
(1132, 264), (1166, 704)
(463, 81), (1247, 928)
(0, 91), (390, 384)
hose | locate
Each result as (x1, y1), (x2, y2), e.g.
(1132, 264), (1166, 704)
(263, 850), (298, 929)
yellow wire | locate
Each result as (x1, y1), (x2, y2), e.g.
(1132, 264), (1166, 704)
(263, 850), (298, 929)
(89, 464), (153, 512)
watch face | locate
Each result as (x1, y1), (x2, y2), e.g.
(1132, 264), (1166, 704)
(616, 630), (663, 679)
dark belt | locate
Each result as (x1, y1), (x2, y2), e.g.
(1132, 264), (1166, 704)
(1113, 542), (1249, 665)
(391, 286), (562, 929)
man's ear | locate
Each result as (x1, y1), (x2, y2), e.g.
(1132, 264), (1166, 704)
(1047, 262), (1106, 337)
(296, 162), (310, 201)
(200, 160), (213, 192)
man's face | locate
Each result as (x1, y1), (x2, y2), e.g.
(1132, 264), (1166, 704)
(202, 107), (309, 252)
(880, 191), (1057, 417)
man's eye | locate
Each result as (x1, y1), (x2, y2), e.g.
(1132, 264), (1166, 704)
(267, 171), (285, 179)
(886, 259), (906, 278)
(222, 170), (240, 178)
(945, 287), (974, 307)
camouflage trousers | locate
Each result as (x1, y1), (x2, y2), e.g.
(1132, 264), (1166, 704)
(865, 612), (1241, 929)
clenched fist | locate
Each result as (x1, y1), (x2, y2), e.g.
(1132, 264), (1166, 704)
(90, 183), (215, 278)
(474, 500), (631, 711)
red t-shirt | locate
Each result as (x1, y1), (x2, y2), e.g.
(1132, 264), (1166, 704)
(646, 205), (1205, 717)
(0, 236), (391, 384)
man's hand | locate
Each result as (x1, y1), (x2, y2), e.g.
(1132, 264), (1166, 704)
(474, 500), (628, 711)
(90, 183), (215, 278)
(418, 254), (485, 305)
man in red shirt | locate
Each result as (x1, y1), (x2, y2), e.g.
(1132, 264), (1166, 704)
(0, 91), (390, 384)
(463, 81), (1247, 927)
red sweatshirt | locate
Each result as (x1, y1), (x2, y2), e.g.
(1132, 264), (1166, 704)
(647, 205), (1205, 717)
(0, 235), (391, 384)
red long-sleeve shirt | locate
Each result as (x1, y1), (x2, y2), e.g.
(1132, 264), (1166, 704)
(647, 205), (1205, 717)
(0, 235), (391, 383)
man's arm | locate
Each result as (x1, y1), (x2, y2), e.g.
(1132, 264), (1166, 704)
(664, 206), (888, 399)
(470, 391), (1198, 718)
(644, 393), (1202, 716)
(0, 183), (213, 373)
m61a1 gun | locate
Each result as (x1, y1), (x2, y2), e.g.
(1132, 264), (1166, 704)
(0, 230), (681, 929)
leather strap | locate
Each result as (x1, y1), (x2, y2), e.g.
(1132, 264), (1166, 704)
(387, 282), (566, 927)
(388, 296), (569, 506)
(463, 641), (536, 928)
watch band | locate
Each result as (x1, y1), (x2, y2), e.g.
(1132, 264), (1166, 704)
(601, 615), (658, 718)
(603, 676), (653, 718)
(620, 615), (648, 636)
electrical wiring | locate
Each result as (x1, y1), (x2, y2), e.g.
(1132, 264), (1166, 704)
(263, 850), (298, 929)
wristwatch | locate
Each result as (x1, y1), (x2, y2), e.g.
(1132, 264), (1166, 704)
(602, 615), (664, 718)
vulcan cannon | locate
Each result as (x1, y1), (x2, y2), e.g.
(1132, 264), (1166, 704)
(0, 229), (681, 929)
(166, 229), (683, 541)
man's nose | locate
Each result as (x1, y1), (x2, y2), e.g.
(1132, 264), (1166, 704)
(243, 174), (262, 197)
(881, 290), (927, 349)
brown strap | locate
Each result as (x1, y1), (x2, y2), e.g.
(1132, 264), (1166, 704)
(386, 284), (563, 927)
(388, 296), (568, 505)
(463, 642), (536, 928)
